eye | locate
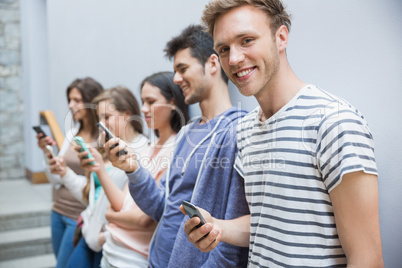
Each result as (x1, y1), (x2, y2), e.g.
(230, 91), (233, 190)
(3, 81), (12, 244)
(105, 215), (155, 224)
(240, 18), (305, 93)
(219, 47), (229, 55)
(242, 38), (254, 45)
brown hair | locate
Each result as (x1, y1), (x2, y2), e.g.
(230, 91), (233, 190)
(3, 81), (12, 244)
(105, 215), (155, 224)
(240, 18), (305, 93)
(202, 0), (292, 37)
(140, 71), (190, 137)
(164, 25), (228, 84)
(92, 86), (143, 134)
(66, 77), (104, 139)
(82, 171), (91, 204)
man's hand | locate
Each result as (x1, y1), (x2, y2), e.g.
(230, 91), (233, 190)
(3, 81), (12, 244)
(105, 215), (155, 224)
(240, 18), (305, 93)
(180, 205), (222, 252)
(105, 137), (138, 173)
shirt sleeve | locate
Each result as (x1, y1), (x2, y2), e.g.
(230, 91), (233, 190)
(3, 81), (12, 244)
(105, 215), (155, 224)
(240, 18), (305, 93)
(59, 168), (88, 205)
(317, 104), (378, 192)
(234, 151), (245, 179)
(127, 165), (166, 222)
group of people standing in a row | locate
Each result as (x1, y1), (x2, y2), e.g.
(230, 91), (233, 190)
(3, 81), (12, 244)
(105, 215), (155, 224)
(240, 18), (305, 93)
(36, 0), (383, 267)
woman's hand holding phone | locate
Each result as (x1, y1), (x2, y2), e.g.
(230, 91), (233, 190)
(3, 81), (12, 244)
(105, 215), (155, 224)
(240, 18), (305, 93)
(96, 122), (138, 173)
(104, 135), (138, 173)
(36, 134), (56, 152)
(49, 156), (67, 177)
(76, 146), (104, 173)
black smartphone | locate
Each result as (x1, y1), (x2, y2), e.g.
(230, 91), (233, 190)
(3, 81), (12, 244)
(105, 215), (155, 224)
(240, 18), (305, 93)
(97, 122), (128, 156)
(181, 200), (206, 228)
(32, 126), (47, 138)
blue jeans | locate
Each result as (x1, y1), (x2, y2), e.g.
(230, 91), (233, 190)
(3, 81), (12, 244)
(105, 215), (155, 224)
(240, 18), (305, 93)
(67, 237), (102, 268)
(51, 210), (77, 268)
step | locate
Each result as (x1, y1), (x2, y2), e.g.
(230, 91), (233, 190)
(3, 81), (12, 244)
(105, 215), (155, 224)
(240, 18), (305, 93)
(0, 253), (56, 268)
(0, 210), (50, 232)
(0, 179), (52, 232)
(0, 226), (52, 261)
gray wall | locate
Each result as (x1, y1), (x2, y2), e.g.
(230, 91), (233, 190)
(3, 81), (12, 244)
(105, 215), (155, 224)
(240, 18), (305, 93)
(20, 0), (402, 266)
(0, 0), (24, 180)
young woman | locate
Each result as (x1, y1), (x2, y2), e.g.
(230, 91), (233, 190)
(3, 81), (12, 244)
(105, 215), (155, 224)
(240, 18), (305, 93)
(77, 72), (189, 268)
(36, 77), (104, 268)
(64, 86), (146, 268)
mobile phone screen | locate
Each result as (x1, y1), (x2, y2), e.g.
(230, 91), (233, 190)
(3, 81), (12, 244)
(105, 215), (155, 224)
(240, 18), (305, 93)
(97, 122), (128, 156)
(32, 126), (47, 138)
(182, 200), (206, 228)
(74, 136), (95, 165)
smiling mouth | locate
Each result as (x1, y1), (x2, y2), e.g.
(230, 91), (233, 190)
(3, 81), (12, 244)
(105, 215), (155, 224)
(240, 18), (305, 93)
(236, 67), (255, 78)
(182, 86), (190, 95)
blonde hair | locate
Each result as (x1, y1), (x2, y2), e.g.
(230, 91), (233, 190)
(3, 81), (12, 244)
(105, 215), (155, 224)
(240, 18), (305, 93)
(92, 86), (143, 134)
(202, 0), (291, 37)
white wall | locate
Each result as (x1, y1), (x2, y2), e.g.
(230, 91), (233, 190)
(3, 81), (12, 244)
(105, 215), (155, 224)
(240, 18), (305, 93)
(20, 0), (49, 172)
(46, 0), (215, 129)
(23, 0), (401, 266)
(283, 1), (402, 266)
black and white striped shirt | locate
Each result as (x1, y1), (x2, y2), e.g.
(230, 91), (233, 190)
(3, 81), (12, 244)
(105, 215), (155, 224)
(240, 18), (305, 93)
(235, 85), (377, 267)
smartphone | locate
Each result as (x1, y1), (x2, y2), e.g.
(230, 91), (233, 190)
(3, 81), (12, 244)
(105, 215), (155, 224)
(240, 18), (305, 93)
(45, 145), (61, 170)
(44, 145), (56, 159)
(181, 201), (206, 228)
(97, 122), (128, 156)
(73, 136), (95, 165)
(32, 126), (47, 138)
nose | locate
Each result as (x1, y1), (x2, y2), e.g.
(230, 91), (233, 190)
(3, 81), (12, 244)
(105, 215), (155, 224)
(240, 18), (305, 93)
(229, 45), (245, 66)
(141, 103), (149, 114)
(173, 72), (183, 85)
(68, 100), (76, 109)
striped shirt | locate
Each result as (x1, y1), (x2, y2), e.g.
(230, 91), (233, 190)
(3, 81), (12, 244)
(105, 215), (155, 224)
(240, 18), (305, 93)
(235, 85), (377, 267)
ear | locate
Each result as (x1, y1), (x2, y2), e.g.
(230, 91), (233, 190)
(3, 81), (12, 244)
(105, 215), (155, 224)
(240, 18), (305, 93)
(206, 54), (220, 76)
(276, 25), (289, 52)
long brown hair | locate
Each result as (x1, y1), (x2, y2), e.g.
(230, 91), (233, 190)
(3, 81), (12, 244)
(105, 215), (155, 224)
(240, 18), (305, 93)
(67, 77), (104, 138)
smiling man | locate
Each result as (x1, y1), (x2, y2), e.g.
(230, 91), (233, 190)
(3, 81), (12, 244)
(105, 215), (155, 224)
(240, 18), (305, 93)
(106, 25), (249, 267)
(181, 1), (384, 267)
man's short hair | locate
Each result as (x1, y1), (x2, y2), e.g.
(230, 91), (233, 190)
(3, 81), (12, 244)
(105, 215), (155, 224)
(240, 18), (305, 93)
(202, 0), (292, 37)
(164, 24), (228, 84)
